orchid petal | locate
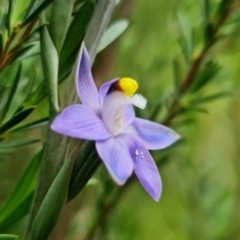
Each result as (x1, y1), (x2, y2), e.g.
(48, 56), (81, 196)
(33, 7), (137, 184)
(51, 105), (110, 140)
(99, 78), (119, 106)
(130, 118), (180, 150)
(118, 133), (162, 201)
(76, 43), (100, 113)
(96, 137), (133, 185)
(124, 104), (135, 127)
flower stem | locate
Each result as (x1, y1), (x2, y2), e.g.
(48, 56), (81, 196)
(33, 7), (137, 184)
(25, 0), (119, 238)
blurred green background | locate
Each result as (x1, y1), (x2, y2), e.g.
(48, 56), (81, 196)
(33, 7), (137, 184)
(1, 0), (240, 239)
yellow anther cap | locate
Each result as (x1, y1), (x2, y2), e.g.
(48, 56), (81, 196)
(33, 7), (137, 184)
(119, 78), (138, 96)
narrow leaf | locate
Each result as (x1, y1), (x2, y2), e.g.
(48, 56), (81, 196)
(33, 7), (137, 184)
(26, 82), (46, 107)
(10, 118), (49, 132)
(97, 19), (129, 52)
(49, 0), (75, 54)
(69, 141), (95, 185)
(0, 234), (18, 240)
(27, 148), (77, 240)
(11, 42), (39, 63)
(173, 118), (195, 128)
(13, 24), (45, 52)
(192, 92), (233, 105)
(0, 32), (3, 54)
(6, 0), (13, 36)
(24, 0), (42, 20)
(68, 141), (101, 201)
(0, 149), (43, 216)
(0, 192), (34, 232)
(0, 6), (7, 45)
(177, 14), (191, 63)
(0, 139), (41, 148)
(21, 0), (53, 27)
(1, 64), (21, 122)
(203, 0), (210, 24)
(190, 61), (220, 92)
(10, 0), (30, 31)
(0, 149), (43, 231)
(186, 107), (210, 114)
(0, 107), (35, 134)
(40, 26), (59, 116)
(22, 0), (54, 27)
(59, 0), (96, 69)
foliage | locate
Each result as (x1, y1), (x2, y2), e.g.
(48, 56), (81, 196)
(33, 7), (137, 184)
(0, 0), (240, 240)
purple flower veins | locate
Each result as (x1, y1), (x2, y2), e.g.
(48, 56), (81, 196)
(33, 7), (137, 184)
(51, 43), (180, 201)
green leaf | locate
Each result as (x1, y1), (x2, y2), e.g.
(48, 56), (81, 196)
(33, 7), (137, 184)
(24, 0), (42, 20)
(13, 24), (44, 51)
(0, 139), (41, 148)
(70, 141), (95, 184)
(0, 234), (18, 240)
(0, 5), (7, 45)
(177, 14), (191, 64)
(0, 149), (43, 215)
(27, 148), (77, 240)
(10, 0), (30, 30)
(49, 0), (75, 54)
(203, 0), (210, 24)
(0, 107), (35, 134)
(186, 107), (209, 114)
(68, 141), (101, 201)
(22, 0), (53, 27)
(26, 82), (46, 107)
(190, 61), (220, 92)
(0, 80), (6, 106)
(0, 192), (34, 232)
(40, 26), (59, 116)
(10, 118), (49, 132)
(191, 91), (233, 105)
(11, 42), (39, 63)
(0, 32), (3, 54)
(1, 64), (21, 122)
(97, 19), (129, 53)
(72, 0), (86, 15)
(173, 118), (195, 128)
(6, 0), (13, 36)
(0, 149), (43, 231)
(59, 0), (96, 69)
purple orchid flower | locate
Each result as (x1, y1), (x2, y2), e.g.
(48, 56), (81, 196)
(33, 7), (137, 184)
(51, 43), (180, 201)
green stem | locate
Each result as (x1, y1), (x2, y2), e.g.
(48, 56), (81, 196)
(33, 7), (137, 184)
(25, 0), (119, 238)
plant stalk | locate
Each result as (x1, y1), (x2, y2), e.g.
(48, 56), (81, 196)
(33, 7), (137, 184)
(25, 0), (119, 238)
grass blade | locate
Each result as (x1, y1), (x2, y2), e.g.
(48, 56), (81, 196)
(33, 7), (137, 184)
(0, 107), (35, 134)
(1, 64), (21, 122)
(97, 19), (129, 53)
(49, 0), (75, 54)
